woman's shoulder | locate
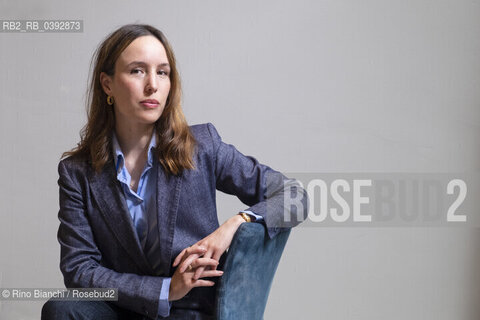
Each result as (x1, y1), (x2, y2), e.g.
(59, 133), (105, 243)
(58, 153), (93, 177)
(188, 122), (224, 160)
(189, 122), (222, 144)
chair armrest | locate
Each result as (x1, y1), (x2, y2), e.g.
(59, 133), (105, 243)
(216, 222), (291, 320)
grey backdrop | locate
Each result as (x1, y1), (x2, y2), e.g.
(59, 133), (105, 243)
(1, 0), (479, 319)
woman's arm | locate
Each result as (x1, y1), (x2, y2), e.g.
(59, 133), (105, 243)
(207, 122), (308, 237)
(173, 123), (308, 278)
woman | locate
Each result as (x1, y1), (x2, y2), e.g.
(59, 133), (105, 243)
(41, 24), (306, 319)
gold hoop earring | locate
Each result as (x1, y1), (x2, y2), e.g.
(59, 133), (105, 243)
(107, 95), (114, 106)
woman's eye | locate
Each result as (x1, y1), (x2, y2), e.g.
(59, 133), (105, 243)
(158, 70), (169, 76)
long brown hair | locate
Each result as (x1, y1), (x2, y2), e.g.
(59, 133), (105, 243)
(62, 24), (196, 175)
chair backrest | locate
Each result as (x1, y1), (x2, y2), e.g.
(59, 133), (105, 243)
(215, 223), (291, 320)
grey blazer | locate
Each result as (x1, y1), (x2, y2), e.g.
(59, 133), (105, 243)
(57, 123), (307, 319)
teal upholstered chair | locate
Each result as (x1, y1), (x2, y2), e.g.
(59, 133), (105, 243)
(215, 222), (291, 319)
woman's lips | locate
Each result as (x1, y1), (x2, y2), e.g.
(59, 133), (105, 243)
(140, 99), (159, 108)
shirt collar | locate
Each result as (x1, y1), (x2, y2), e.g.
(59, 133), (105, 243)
(112, 131), (157, 173)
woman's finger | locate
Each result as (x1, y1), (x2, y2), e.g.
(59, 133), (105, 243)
(210, 250), (225, 270)
(197, 269), (223, 278)
(191, 257), (219, 269)
(191, 279), (215, 288)
(173, 245), (206, 267)
(179, 253), (201, 273)
(172, 248), (187, 267)
(193, 250), (213, 280)
(180, 255), (218, 273)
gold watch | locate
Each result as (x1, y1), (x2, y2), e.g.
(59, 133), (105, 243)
(239, 212), (252, 222)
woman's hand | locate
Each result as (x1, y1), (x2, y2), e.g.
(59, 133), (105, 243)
(172, 214), (245, 280)
(168, 256), (223, 301)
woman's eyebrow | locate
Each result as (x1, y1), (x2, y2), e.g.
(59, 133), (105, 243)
(126, 61), (170, 68)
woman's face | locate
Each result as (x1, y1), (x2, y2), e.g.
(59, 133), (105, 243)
(101, 35), (171, 131)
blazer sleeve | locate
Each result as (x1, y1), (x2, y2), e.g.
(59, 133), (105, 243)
(205, 123), (308, 238)
(57, 160), (168, 319)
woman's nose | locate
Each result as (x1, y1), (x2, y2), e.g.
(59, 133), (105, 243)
(145, 73), (158, 93)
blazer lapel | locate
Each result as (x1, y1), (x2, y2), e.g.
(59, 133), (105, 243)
(155, 159), (183, 275)
(88, 160), (153, 275)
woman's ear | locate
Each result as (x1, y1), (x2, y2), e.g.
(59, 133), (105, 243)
(100, 72), (113, 96)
